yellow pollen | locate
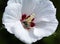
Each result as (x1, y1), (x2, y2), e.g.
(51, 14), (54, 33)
(26, 13), (35, 23)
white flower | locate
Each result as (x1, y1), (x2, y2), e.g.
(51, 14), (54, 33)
(2, 0), (58, 44)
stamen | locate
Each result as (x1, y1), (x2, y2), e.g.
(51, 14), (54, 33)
(32, 18), (35, 21)
(30, 22), (35, 27)
(20, 13), (35, 30)
(25, 13), (35, 23)
(21, 14), (27, 21)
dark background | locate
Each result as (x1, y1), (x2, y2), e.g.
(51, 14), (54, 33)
(0, 0), (60, 44)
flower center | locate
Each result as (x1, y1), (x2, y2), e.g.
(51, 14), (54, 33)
(20, 13), (35, 30)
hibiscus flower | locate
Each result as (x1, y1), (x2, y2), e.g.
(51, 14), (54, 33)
(2, 0), (58, 44)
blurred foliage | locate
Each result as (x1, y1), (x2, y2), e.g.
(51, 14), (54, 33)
(0, 0), (60, 44)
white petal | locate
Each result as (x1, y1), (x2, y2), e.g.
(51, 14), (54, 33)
(11, 21), (33, 44)
(34, 0), (56, 23)
(33, 0), (58, 38)
(22, 0), (36, 15)
(3, 21), (38, 44)
(8, 0), (22, 4)
(3, 22), (16, 34)
(2, 3), (22, 23)
(28, 29), (43, 40)
(34, 20), (58, 37)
